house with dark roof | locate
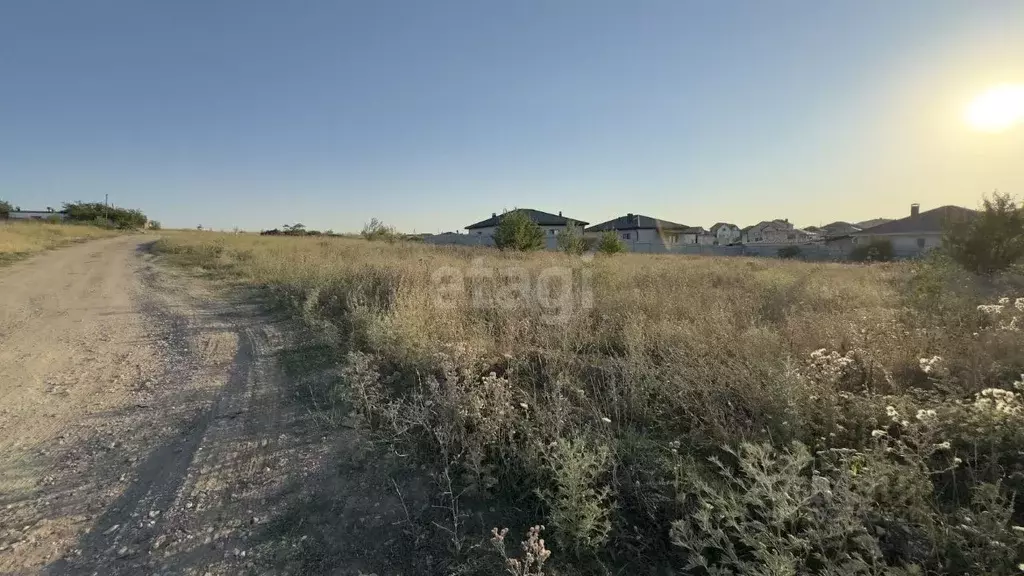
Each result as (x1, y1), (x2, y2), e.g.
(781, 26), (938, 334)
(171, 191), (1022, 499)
(850, 204), (976, 255)
(817, 221), (862, 238)
(584, 213), (696, 249)
(465, 209), (588, 239)
(740, 219), (812, 244)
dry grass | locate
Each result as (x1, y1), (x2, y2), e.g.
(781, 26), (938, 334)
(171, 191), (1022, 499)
(155, 231), (1024, 575)
(0, 221), (121, 264)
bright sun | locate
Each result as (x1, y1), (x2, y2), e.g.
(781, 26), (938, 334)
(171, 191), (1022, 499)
(965, 84), (1024, 133)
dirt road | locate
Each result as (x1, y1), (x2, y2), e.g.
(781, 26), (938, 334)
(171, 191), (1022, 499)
(0, 236), (331, 575)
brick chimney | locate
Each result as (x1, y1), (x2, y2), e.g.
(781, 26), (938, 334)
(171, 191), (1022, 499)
(911, 203), (920, 217)
(558, 211), (562, 216)
(492, 212), (497, 218)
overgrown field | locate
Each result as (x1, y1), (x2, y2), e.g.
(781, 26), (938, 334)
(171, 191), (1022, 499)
(0, 221), (121, 264)
(155, 231), (1024, 575)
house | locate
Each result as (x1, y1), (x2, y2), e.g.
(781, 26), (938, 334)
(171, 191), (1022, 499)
(465, 209), (588, 238)
(709, 222), (741, 245)
(741, 219), (809, 244)
(584, 214), (690, 249)
(817, 221), (862, 238)
(6, 209), (67, 221)
(681, 226), (714, 245)
(850, 204), (976, 255)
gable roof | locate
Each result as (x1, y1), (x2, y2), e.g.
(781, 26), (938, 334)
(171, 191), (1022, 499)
(465, 209), (588, 230)
(709, 222), (738, 233)
(682, 226), (707, 234)
(584, 214), (688, 233)
(852, 206), (976, 235)
(855, 218), (892, 229)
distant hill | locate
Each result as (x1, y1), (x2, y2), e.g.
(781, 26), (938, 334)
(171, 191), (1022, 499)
(855, 218), (892, 230)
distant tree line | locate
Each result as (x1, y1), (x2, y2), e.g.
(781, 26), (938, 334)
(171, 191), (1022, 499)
(0, 199), (149, 229)
(260, 223), (339, 236)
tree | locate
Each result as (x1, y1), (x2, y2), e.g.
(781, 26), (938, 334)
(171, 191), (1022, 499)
(493, 209), (545, 251)
(556, 223), (587, 255)
(0, 200), (11, 219)
(62, 201), (147, 229)
(362, 218), (397, 242)
(944, 192), (1024, 274)
(597, 230), (625, 254)
(149, 220), (162, 231)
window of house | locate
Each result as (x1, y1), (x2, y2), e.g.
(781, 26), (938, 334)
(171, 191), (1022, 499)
(669, 234), (678, 243)
(916, 237), (926, 248)
(622, 232), (630, 240)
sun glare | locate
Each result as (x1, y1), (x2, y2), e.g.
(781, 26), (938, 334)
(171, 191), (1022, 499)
(965, 84), (1024, 133)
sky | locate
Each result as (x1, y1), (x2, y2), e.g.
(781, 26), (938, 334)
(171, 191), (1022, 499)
(1, 1), (1022, 232)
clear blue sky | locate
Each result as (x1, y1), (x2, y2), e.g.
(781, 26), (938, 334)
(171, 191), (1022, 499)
(2, 1), (1022, 232)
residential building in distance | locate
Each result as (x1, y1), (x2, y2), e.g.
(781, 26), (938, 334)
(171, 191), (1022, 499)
(709, 222), (741, 245)
(850, 204), (976, 255)
(6, 209), (67, 221)
(741, 219), (812, 243)
(585, 214), (690, 249)
(465, 209), (588, 238)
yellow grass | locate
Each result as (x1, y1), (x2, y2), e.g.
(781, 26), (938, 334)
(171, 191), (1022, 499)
(152, 231), (1024, 573)
(0, 221), (121, 262)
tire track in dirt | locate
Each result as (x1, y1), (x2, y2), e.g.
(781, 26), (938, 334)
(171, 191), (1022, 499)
(0, 238), (325, 575)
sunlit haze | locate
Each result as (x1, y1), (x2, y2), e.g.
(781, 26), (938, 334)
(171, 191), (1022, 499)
(2, 1), (1023, 232)
(966, 84), (1024, 133)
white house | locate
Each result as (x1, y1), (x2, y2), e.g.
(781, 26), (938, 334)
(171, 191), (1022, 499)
(584, 213), (690, 250)
(709, 222), (741, 245)
(465, 209), (588, 238)
(850, 204), (976, 255)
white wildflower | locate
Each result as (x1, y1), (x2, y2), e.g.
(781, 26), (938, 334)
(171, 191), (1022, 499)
(977, 304), (1004, 314)
(1015, 298), (1024, 312)
(934, 441), (951, 450)
(1011, 525), (1024, 533)
(998, 297), (1010, 305)
(519, 402), (529, 410)
(916, 409), (937, 421)
(600, 417), (612, 424)
(953, 457), (962, 466)
(885, 406), (898, 418)
(871, 429), (886, 438)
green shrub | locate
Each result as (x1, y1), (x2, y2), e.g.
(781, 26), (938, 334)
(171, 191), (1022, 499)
(944, 192), (1023, 275)
(777, 245), (802, 259)
(556, 223), (587, 255)
(538, 438), (613, 556)
(596, 230), (625, 254)
(149, 220), (162, 231)
(850, 238), (895, 262)
(361, 218), (398, 242)
(0, 199), (11, 219)
(493, 210), (545, 251)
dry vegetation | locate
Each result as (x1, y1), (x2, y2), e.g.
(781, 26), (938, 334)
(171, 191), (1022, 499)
(154, 231), (1024, 575)
(0, 221), (121, 264)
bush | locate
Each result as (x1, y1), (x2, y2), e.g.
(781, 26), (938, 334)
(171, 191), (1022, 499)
(777, 245), (802, 259)
(850, 238), (895, 262)
(493, 210), (545, 251)
(62, 201), (147, 229)
(149, 220), (161, 231)
(361, 218), (398, 242)
(0, 200), (11, 219)
(945, 192), (1024, 275)
(556, 223), (586, 255)
(596, 230), (625, 254)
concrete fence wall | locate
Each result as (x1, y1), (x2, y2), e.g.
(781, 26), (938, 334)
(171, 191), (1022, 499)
(422, 234), (927, 261)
